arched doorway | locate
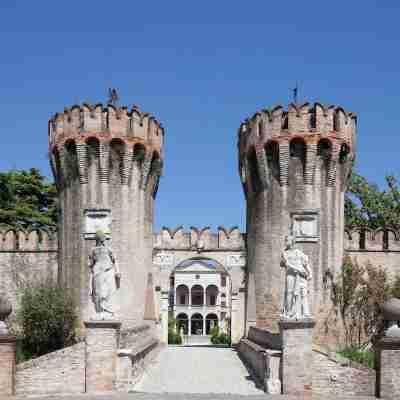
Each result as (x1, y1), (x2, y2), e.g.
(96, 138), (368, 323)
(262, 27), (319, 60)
(191, 285), (204, 306)
(206, 313), (218, 335)
(191, 313), (204, 335)
(176, 313), (189, 334)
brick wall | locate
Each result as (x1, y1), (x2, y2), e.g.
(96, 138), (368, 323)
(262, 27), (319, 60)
(312, 346), (375, 397)
(15, 342), (85, 396)
(0, 229), (58, 320)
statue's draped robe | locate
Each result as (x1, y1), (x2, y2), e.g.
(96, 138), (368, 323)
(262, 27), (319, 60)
(282, 248), (311, 319)
(89, 246), (117, 314)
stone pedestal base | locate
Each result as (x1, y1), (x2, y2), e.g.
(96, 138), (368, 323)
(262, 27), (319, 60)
(376, 336), (400, 399)
(279, 318), (315, 397)
(84, 320), (121, 393)
(0, 335), (16, 396)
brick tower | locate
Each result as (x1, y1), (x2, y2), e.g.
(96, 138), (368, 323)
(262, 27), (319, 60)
(238, 103), (356, 338)
(49, 103), (164, 327)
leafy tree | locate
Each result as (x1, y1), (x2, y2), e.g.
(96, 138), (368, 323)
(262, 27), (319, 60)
(0, 169), (57, 229)
(17, 282), (77, 359)
(345, 172), (400, 228)
(331, 256), (391, 348)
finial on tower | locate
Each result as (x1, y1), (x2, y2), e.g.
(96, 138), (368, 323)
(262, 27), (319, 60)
(292, 82), (298, 105)
(107, 88), (119, 106)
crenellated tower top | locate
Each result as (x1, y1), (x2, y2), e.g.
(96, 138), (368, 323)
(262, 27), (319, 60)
(49, 103), (164, 157)
(237, 102), (357, 195)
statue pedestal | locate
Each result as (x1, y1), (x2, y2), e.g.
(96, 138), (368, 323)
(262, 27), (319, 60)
(376, 336), (400, 399)
(84, 320), (121, 393)
(0, 335), (16, 396)
(279, 318), (315, 397)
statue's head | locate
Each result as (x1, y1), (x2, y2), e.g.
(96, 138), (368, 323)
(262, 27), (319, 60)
(284, 234), (296, 249)
(95, 230), (107, 246)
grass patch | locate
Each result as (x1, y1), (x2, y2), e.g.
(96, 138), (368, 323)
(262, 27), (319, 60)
(337, 347), (375, 369)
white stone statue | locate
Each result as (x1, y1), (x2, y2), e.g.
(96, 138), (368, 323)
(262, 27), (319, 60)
(88, 231), (121, 319)
(281, 235), (312, 320)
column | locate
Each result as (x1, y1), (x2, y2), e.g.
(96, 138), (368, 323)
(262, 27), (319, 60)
(160, 291), (169, 344)
(279, 318), (315, 397)
(85, 320), (121, 393)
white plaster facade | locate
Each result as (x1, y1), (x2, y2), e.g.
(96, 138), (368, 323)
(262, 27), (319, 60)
(172, 259), (231, 336)
(152, 226), (247, 345)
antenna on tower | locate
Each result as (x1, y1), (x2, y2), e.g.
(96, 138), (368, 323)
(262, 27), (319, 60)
(107, 88), (119, 106)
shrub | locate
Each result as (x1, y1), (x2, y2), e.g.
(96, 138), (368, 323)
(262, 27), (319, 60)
(391, 275), (400, 299)
(168, 330), (182, 345)
(211, 333), (231, 345)
(338, 347), (375, 369)
(18, 283), (77, 359)
(167, 316), (182, 345)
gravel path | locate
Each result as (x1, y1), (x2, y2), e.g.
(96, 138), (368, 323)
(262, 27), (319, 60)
(133, 346), (264, 395)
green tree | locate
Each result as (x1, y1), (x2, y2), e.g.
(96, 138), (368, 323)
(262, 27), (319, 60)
(0, 169), (57, 229)
(331, 256), (391, 348)
(18, 282), (77, 359)
(345, 172), (400, 228)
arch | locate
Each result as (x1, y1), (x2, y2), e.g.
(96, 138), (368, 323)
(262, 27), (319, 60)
(64, 140), (79, 184)
(339, 143), (350, 163)
(205, 313), (219, 335)
(150, 151), (162, 177)
(317, 138), (332, 160)
(176, 313), (189, 334)
(206, 285), (219, 306)
(109, 138), (126, 185)
(289, 138), (306, 158)
(191, 285), (204, 306)
(190, 313), (204, 336)
(246, 148), (262, 193)
(176, 284), (189, 305)
(133, 143), (146, 163)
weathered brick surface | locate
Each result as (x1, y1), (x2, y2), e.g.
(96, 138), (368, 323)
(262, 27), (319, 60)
(0, 336), (16, 396)
(0, 245), (58, 317)
(313, 347), (375, 397)
(376, 338), (400, 399)
(280, 320), (315, 397)
(15, 342), (85, 396)
(85, 321), (121, 393)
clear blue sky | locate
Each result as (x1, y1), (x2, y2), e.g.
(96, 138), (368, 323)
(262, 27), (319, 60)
(1, 1), (399, 231)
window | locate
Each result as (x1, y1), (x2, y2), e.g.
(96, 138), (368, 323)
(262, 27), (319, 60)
(180, 295), (186, 305)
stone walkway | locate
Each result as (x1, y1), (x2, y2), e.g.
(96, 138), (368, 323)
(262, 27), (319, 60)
(133, 346), (264, 395)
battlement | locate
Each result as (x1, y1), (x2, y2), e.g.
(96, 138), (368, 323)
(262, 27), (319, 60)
(345, 226), (400, 252)
(153, 226), (245, 251)
(237, 102), (357, 193)
(0, 229), (58, 251)
(238, 102), (356, 158)
(48, 103), (164, 155)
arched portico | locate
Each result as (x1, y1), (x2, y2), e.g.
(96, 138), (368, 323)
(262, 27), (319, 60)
(176, 313), (189, 334)
(176, 285), (189, 305)
(206, 313), (218, 334)
(190, 313), (204, 335)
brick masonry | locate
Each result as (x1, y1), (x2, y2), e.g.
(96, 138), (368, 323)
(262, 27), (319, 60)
(376, 337), (400, 399)
(0, 336), (16, 396)
(238, 327), (375, 397)
(84, 320), (121, 393)
(279, 319), (315, 397)
(15, 342), (85, 396)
